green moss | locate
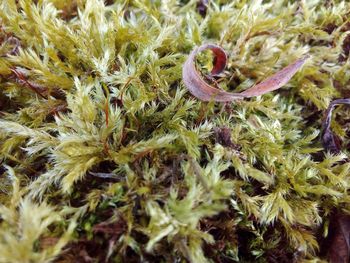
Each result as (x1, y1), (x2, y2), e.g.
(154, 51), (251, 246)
(0, 0), (350, 262)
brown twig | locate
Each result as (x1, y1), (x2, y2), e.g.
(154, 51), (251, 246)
(10, 68), (48, 99)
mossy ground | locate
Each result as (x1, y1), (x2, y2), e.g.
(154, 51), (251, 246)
(0, 0), (350, 262)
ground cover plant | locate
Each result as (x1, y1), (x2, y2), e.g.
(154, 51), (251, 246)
(1, 0), (350, 262)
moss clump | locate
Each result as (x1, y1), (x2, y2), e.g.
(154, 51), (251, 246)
(1, 0), (350, 262)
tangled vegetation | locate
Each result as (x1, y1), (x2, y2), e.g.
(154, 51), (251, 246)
(1, 0), (350, 262)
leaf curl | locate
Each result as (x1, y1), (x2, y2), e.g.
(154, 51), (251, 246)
(182, 44), (309, 102)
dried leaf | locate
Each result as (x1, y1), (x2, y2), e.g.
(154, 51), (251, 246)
(327, 213), (350, 263)
(182, 44), (309, 102)
(321, 99), (350, 153)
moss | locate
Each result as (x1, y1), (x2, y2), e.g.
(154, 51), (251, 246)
(0, 0), (350, 262)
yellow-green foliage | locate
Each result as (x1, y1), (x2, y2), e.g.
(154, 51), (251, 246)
(0, 0), (350, 262)
(0, 167), (76, 263)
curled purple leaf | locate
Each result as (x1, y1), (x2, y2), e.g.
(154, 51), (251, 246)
(182, 44), (309, 102)
(322, 98), (350, 153)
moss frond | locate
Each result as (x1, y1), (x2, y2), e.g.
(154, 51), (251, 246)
(1, 0), (350, 262)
